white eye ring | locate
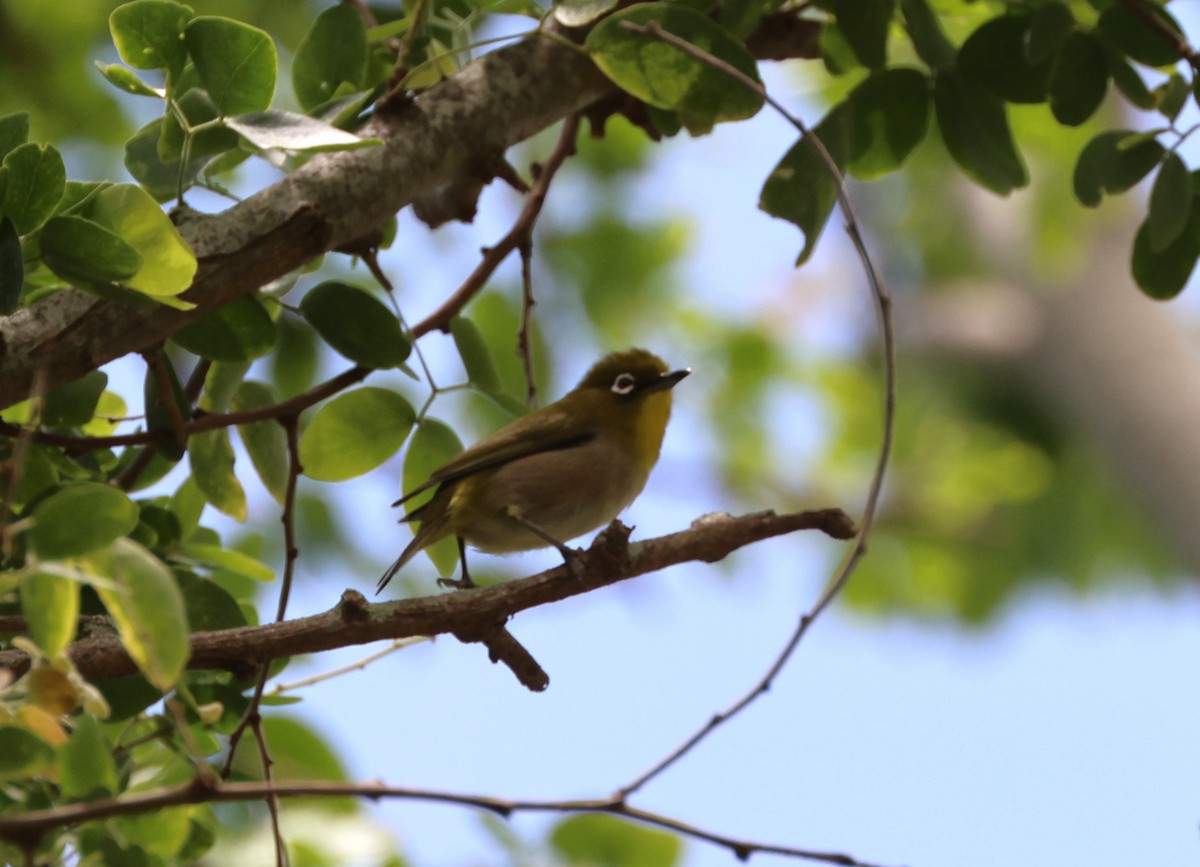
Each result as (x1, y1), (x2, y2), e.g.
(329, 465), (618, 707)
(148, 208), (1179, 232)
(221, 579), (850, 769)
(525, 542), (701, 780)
(611, 373), (636, 395)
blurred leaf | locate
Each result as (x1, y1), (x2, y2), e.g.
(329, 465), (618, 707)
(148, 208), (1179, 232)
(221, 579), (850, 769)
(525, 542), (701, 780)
(299, 281), (410, 369)
(144, 354), (190, 462)
(20, 572), (80, 656)
(1154, 71), (1190, 122)
(959, 15), (1051, 104)
(1048, 31), (1108, 126)
(830, 0), (893, 69)
(1025, 2), (1074, 64)
(113, 808), (192, 859)
(933, 69), (1027, 195)
(555, 0), (620, 27)
(292, 4), (368, 112)
(231, 380), (290, 504)
(1132, 194), (1200, 300)
(124, 118), (206, 203)
(87, 537), (189, 690)
(1106, 48), (1153, 109)
(175, 571), (248, 631)
(226, 111), (381, 153)
(59, 715), (119, 799)
(109, 0), (195, 78)
(0, 112), (30, 161)
(402, 417), (464, 576)
(30, 482), (139, 560)
(2, 142), (66, 234)
(42, 370), (107, 428)
(189, 429), (247, 520)
(451, 316), (502, 393)
(179, 541), (275, 583)
(96, 674), (163, 721)
(550, 815), (682, 867)
(900, 0), (955, 70)
(1097, 2), (1182, 67)
(759, 104), (851, 263)
(96, 62), (165, 98)
(173, 295), (277, 362)
(0, 216), (22, 313)
(184, 16), (277, 116)
(586, 3), (763, 134)
(40, 215), (143, 286)
(1072, 130), (1164, 207)
(1147, 151), (1191, 251)
(0, 727), (56, 782)
(847, 67), (930, 179)
(299, 388), (416, 481)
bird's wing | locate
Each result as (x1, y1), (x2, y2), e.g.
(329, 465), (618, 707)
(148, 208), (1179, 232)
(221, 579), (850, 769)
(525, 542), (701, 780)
(391, 403), (595, 508)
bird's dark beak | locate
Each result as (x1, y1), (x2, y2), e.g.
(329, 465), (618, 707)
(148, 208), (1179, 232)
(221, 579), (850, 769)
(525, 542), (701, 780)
(645, 368), (691, 393)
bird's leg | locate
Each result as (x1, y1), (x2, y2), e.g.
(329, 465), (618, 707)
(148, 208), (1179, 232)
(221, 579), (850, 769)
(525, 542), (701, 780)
(437, 537), (477, 590)
(507, 508), (583, 577)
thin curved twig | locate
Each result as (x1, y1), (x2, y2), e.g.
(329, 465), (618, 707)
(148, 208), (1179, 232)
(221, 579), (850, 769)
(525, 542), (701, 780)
(612, 20), (896, 799)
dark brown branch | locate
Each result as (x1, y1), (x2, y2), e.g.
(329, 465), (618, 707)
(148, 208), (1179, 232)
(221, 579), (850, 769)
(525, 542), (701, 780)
(0, 509), (855, 684)
(0, 777), (889, 867)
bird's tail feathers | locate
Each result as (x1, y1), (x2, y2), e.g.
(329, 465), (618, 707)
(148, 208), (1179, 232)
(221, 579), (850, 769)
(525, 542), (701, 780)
(376, 508), (448, 594)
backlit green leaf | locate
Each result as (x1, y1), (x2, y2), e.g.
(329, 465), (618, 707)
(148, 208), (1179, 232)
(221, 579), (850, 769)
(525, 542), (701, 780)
(451, 316), (502, 393)
(189, 428), (247, 520)
(184, 17), (277, 116)
(300, 388), (415, 481)
(0, 112), (29, 162)
(42, 371), (108, 428)
(300, 281), (410, 369)
(87, 537), (189, 690)
(550, 814), (681, 867)
(231, 380), (289, 504)
(1073, 130), (1164, 207)
(934, 69), (1027, 195)
(292, 4), (368, 112)
(403, 418), (464, 576)
(0, 727), (55, 781)
(20, 572), (80, 656)
(96, 62), (166, 98)
(40, 215), (142, 287)
(586, 4), (763, 135)
(59, 715), (119, 799)
(30, 483), (140, 560)
(110, 0), (194, 78)
(180, 541), (275, 583)
(2, 143), (66, 234)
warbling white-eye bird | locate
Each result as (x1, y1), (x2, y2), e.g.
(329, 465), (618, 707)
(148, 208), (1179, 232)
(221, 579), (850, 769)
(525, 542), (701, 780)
(377, 348), (690, 592)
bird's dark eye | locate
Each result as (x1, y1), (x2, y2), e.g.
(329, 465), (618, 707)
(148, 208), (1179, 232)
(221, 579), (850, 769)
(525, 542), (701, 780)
(611, 372), (636, 395)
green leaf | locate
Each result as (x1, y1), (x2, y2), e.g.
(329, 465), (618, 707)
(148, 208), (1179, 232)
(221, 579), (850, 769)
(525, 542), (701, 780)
(900, 0), (956, 70)
(189, 428), (247, 520)
(176, 571), (248, 630)
(172, 295), (276, 361)
(225, 111), (380, 153)
(179, 541), (275, 583)
(0, 216), (23, 314)
(554, 0), (620, 27)
(586, 4), (763, 135)
(1155, 71), (1190, 122)
(300, 387), (415, 482)
(958, 15), (1051, 104)
(113, 808), (192, 859)
(292, 3), (368, 112)
(1147, 151), (1191, 252)
(83, 183), (197, 302)
(87, 538), (189, 691)
(184, 17), (277, 116)
(933, 69), (1028, 195)
(1048, 31), (1108, 126)
(96, 62), (166, 98)
(40, 215), (143, 286)
(30, 483), (140, 560)
(1025, 2), (1074, 64)
(158, 89), (240, 163)
(231, 380), (289, 504)
(1106, 48), (1154, 109)
(0, 112), (29, 162)
(299, 281), (410, 369)
(125, 119), (203, 203)
(759, 104), (851, 264)
(199, 360), (250, 413)
(1097, 3), (1182, 67)
(20, 572), (80, 657)
(550, 815), (682, 867)
(402, 418), (464, 576)
(1132, 199), (1200, 300)
(59, 715), (119, 799)
(42, 371), (108, 428)
(847, 67), (930, 179)
(110, 0), (195, 78)
(1072, 129), (1164, 207)
(830, 0), (894, 69)
(0, 727), (55, 781)
(144, 354), (190, 462)
(451, 316), (502, 393)
(2, 143), (66, 234)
